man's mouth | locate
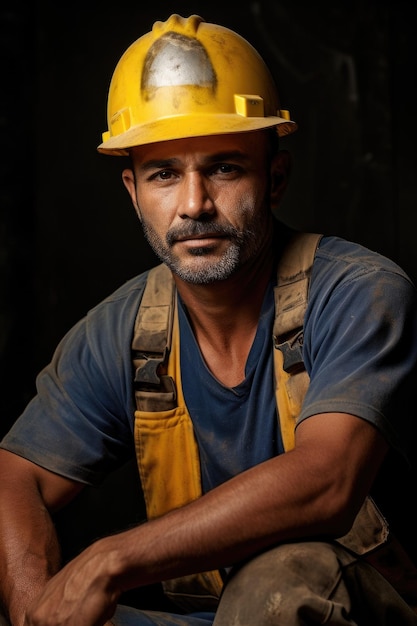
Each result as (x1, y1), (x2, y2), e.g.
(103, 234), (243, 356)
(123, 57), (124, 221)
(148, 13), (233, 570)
(175, 232), (226, 242)
(167, 225), (234, 246)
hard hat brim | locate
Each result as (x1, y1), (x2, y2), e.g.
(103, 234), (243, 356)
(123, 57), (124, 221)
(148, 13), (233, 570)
(97, 114), (297, 156)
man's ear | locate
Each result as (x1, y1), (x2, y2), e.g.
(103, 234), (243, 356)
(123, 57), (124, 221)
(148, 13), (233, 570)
(122, 168), (142, 220)
(270, 150), (291, 209)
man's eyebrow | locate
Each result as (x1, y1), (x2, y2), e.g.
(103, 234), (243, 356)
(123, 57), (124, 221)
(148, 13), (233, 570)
(137, 151), (249, 172)
(137, 158), (178, 172)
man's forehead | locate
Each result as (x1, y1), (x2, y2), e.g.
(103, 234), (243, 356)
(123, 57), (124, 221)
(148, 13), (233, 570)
(130, 131), (268, 163)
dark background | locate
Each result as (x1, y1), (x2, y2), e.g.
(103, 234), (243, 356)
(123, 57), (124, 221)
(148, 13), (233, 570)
(1, 0), (417, 600)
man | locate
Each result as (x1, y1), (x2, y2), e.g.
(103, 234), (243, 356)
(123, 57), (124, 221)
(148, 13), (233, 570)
(0, 13), (416, 626)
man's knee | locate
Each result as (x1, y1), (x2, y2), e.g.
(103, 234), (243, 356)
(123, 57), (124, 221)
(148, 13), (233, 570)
(214, 541), (355, 625)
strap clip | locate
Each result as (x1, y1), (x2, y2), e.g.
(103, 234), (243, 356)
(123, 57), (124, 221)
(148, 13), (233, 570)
(276, 329), (304, 373)
(134, 349), (168, 387)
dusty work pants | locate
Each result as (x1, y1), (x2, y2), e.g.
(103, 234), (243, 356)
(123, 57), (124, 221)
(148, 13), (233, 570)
(1, 541), (416, 625)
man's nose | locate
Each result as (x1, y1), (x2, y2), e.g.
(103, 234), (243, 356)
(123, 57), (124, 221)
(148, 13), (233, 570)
(179, 173), (215, 219)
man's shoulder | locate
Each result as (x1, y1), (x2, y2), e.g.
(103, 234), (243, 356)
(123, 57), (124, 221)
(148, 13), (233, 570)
(87, 267), (160, 317)
(306, 234), (417, 324)
(314, 235), (413, 284)
(83, 265), (166, 337)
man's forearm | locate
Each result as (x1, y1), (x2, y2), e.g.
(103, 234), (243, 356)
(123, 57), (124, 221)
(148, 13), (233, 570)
(98, 414), (387, 597)
(93, 449), (347, 595)
(0, 483), (61, 625)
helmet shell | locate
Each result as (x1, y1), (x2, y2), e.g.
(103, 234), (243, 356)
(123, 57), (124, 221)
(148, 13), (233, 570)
(98, 14), (297, 155)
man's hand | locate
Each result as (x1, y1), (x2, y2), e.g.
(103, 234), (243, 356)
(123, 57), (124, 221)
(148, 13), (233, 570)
(24, 540), (120, 626)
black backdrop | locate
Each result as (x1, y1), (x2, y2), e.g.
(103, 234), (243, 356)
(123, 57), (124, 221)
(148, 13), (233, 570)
(1, 0), (417, 589)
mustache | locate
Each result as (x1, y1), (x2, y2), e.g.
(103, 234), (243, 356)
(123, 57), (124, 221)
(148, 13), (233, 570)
(166, 221), (243, 246)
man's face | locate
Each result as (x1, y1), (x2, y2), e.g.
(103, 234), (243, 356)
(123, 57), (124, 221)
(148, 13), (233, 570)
(123, 131), (285, 284)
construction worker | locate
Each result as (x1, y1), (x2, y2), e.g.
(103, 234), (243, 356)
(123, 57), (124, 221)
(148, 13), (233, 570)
(0, 13), (417, 626)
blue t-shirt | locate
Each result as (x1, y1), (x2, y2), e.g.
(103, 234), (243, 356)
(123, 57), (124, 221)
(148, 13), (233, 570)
(178, 283), (282, 493)
(1, 234), (417, 488)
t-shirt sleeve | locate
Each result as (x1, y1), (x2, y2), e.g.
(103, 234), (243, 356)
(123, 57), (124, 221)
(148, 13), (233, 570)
(0, 277), (146, 485)
(299, 238), (417, 464)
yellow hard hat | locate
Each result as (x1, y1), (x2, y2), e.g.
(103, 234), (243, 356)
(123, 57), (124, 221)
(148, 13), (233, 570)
(98, 14), (297, 156)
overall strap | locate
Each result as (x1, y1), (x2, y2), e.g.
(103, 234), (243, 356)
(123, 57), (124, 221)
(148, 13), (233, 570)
(132, 263), (177, 412)
(273, 232), (322, 451)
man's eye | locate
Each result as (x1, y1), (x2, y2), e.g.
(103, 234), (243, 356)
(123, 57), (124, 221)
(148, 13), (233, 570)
(156, 170), (173, 180)
(212, 163), (239, 175)
(147, 169), (175, 182)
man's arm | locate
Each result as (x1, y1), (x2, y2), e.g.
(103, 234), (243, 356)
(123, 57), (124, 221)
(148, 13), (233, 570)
(21, 411), (388, 626)
(0, 449), (83, 626)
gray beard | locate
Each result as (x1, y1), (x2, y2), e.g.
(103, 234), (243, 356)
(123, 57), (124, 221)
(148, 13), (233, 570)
(141, 218), (266, 285)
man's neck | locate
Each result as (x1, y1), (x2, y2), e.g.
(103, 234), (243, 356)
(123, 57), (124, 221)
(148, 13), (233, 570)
(173, 242), (275, 387)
